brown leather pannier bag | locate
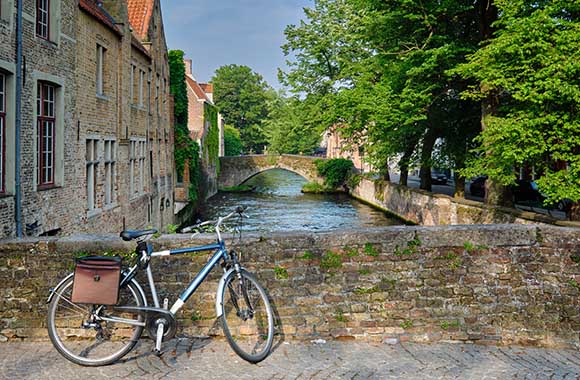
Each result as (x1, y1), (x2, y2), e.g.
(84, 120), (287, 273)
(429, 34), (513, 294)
(71, 256), (122, 305)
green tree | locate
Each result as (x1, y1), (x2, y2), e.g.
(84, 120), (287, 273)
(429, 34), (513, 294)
(455, 0), (580, 216)
(281, 0), (483, 194)
(266, 93), (322, 155)
(212, 65), (271, 153)
(224, 125), (243, 156)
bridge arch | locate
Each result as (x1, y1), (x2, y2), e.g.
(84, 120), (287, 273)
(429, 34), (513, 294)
(218, 155), (325, 188)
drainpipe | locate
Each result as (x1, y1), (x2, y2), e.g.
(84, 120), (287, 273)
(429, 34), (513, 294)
(14, 0), (23, 238)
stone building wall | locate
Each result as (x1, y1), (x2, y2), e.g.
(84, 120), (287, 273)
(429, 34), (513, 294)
(1, 225), (578, 349)
(0, 0), (78, 237)
(0, 0), (175, 239)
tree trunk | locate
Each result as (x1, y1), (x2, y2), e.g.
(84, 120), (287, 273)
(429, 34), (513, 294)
(399, 147), (413, 186)
(569, 202), (580, 221)
(381, 167), (391, 182)
(454, 174), (466, 198)
(419, 130), (437, 191)
(478, 1), (513, 207)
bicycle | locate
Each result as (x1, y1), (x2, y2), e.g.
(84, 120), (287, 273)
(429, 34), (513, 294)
(46, 206), (274, 366)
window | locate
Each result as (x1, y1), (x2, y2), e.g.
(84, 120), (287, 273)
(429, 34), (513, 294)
(104, 139), (115, 206)
(86, 139), (98, 210)
(37, 82), (55, 188)
(96, 44), (106, 96)
(138, 140), (146, 192)
(138, 69), (144, 107)
(36, 0), (49, 40)
(0, 72), (5, 194)
(130, 139), (146, 196)
(130, 64), (135, 103)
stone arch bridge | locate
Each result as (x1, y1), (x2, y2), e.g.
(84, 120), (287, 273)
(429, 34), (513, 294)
(218, 155), (325, 188)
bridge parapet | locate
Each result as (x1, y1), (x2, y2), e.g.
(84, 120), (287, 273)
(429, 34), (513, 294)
(218, 155), (325, 188)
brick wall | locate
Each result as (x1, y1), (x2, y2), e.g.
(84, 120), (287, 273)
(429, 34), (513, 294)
(1, 225), (578, 349)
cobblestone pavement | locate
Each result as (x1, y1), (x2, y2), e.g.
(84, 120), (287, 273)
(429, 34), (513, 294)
(1, 338), (579, 380)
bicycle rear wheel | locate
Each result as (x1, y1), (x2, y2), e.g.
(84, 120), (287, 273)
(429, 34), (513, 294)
(220, 269), (274, 363)
(47, 276), (145, 366)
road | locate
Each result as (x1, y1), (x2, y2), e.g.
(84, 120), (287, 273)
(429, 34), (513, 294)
(1, 339), (579, 380)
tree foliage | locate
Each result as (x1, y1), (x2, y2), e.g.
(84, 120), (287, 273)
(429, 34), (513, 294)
(455, 0), (580, 204)
(212, 64), (271, 153)
(266, 93), (322, 155)
(224, 125), (243, 156)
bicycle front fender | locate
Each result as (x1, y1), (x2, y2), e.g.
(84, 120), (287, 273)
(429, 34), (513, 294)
(215, 267), (245, 318)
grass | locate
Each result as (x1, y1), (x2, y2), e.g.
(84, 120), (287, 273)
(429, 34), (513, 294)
(344, 246), (359, 257)
(569, 279), (580, 290)
(394, 235), (422, 256)
(301, 182), (328, 193)
(400, 320), (413, 330)
(358, 269), (372, 275)
(440, 320), (461, 330)
(299, 251), (315, 259)
(364, 243), (379, 257)
(320, 251), (342, 270)
(274, 266), (289, 280)
(335, 310), (348, 322)
(353, 286), (380, 295)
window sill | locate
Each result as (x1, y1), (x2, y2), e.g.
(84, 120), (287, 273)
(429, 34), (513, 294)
(37, 36), (58, 47)
(131, 104), (146, 111)
(0, 192), (13, 199)
(37, 185), (61, 192)
(130, 193), (147, 202)
(96, 94), (110, 101)
(103, 202), (118, 211)
(87, 208), (102, 219)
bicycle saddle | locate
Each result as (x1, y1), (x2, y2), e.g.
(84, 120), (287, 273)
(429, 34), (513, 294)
(120, 229), (158, 241)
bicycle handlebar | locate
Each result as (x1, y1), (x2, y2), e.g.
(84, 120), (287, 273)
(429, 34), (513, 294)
(180, 206), (248, 237)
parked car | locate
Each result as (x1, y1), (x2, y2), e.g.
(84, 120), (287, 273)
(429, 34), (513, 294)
(469, 177), (545, 204)
(431, 169), (448, 185)
(469, 175), (486, 197)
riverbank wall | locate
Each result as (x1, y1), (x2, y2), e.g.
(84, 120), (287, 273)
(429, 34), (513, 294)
(1, 225), (579, 348)
(351, 178), (577, 227)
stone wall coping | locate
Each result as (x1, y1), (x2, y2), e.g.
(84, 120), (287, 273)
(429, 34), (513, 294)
(360, 178), (580, 227)
(2, 224), (579, 255)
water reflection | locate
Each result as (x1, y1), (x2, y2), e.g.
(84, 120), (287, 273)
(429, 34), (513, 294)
(200, 169), (401, 232)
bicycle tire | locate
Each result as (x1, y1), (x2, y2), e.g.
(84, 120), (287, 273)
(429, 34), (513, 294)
(47, 276), (145, 366)
(220, 269), (274, 363)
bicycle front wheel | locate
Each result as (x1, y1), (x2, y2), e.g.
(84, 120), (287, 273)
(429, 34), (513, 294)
(220, 269), (274, 363)
(47, 276), (145, 366)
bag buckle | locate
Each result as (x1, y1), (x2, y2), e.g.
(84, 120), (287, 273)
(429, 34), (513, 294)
(94, 274), (100, 282)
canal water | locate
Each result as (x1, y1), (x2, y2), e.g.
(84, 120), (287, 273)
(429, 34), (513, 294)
(200, 169), (402, 232)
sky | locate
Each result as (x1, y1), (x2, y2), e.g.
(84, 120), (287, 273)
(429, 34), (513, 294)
(160, 0), (312, 89)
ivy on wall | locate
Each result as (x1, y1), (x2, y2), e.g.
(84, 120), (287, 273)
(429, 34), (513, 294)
(203, 104), (220, 175)
(169, 50), (201, 203)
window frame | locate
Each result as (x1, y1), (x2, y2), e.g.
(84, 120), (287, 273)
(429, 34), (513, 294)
(86, 138), (99, 211)
(0, 72), (5, 194)
(37, 82), (56, 189)
(103, 139), (116, 206)
(36, 0), (50, 40)
(96, 44), (105, 96)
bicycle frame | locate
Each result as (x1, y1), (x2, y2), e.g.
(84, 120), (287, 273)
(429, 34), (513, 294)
(118, 239), (230, 318)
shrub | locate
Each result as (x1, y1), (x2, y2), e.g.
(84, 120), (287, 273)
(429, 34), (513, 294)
(315, 158), (354, 189)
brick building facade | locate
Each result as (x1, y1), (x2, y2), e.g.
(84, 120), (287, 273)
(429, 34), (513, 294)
(0, 0), (175, 238)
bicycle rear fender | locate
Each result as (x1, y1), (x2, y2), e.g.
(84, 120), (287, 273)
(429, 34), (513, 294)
(215, 267), (245, 318)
